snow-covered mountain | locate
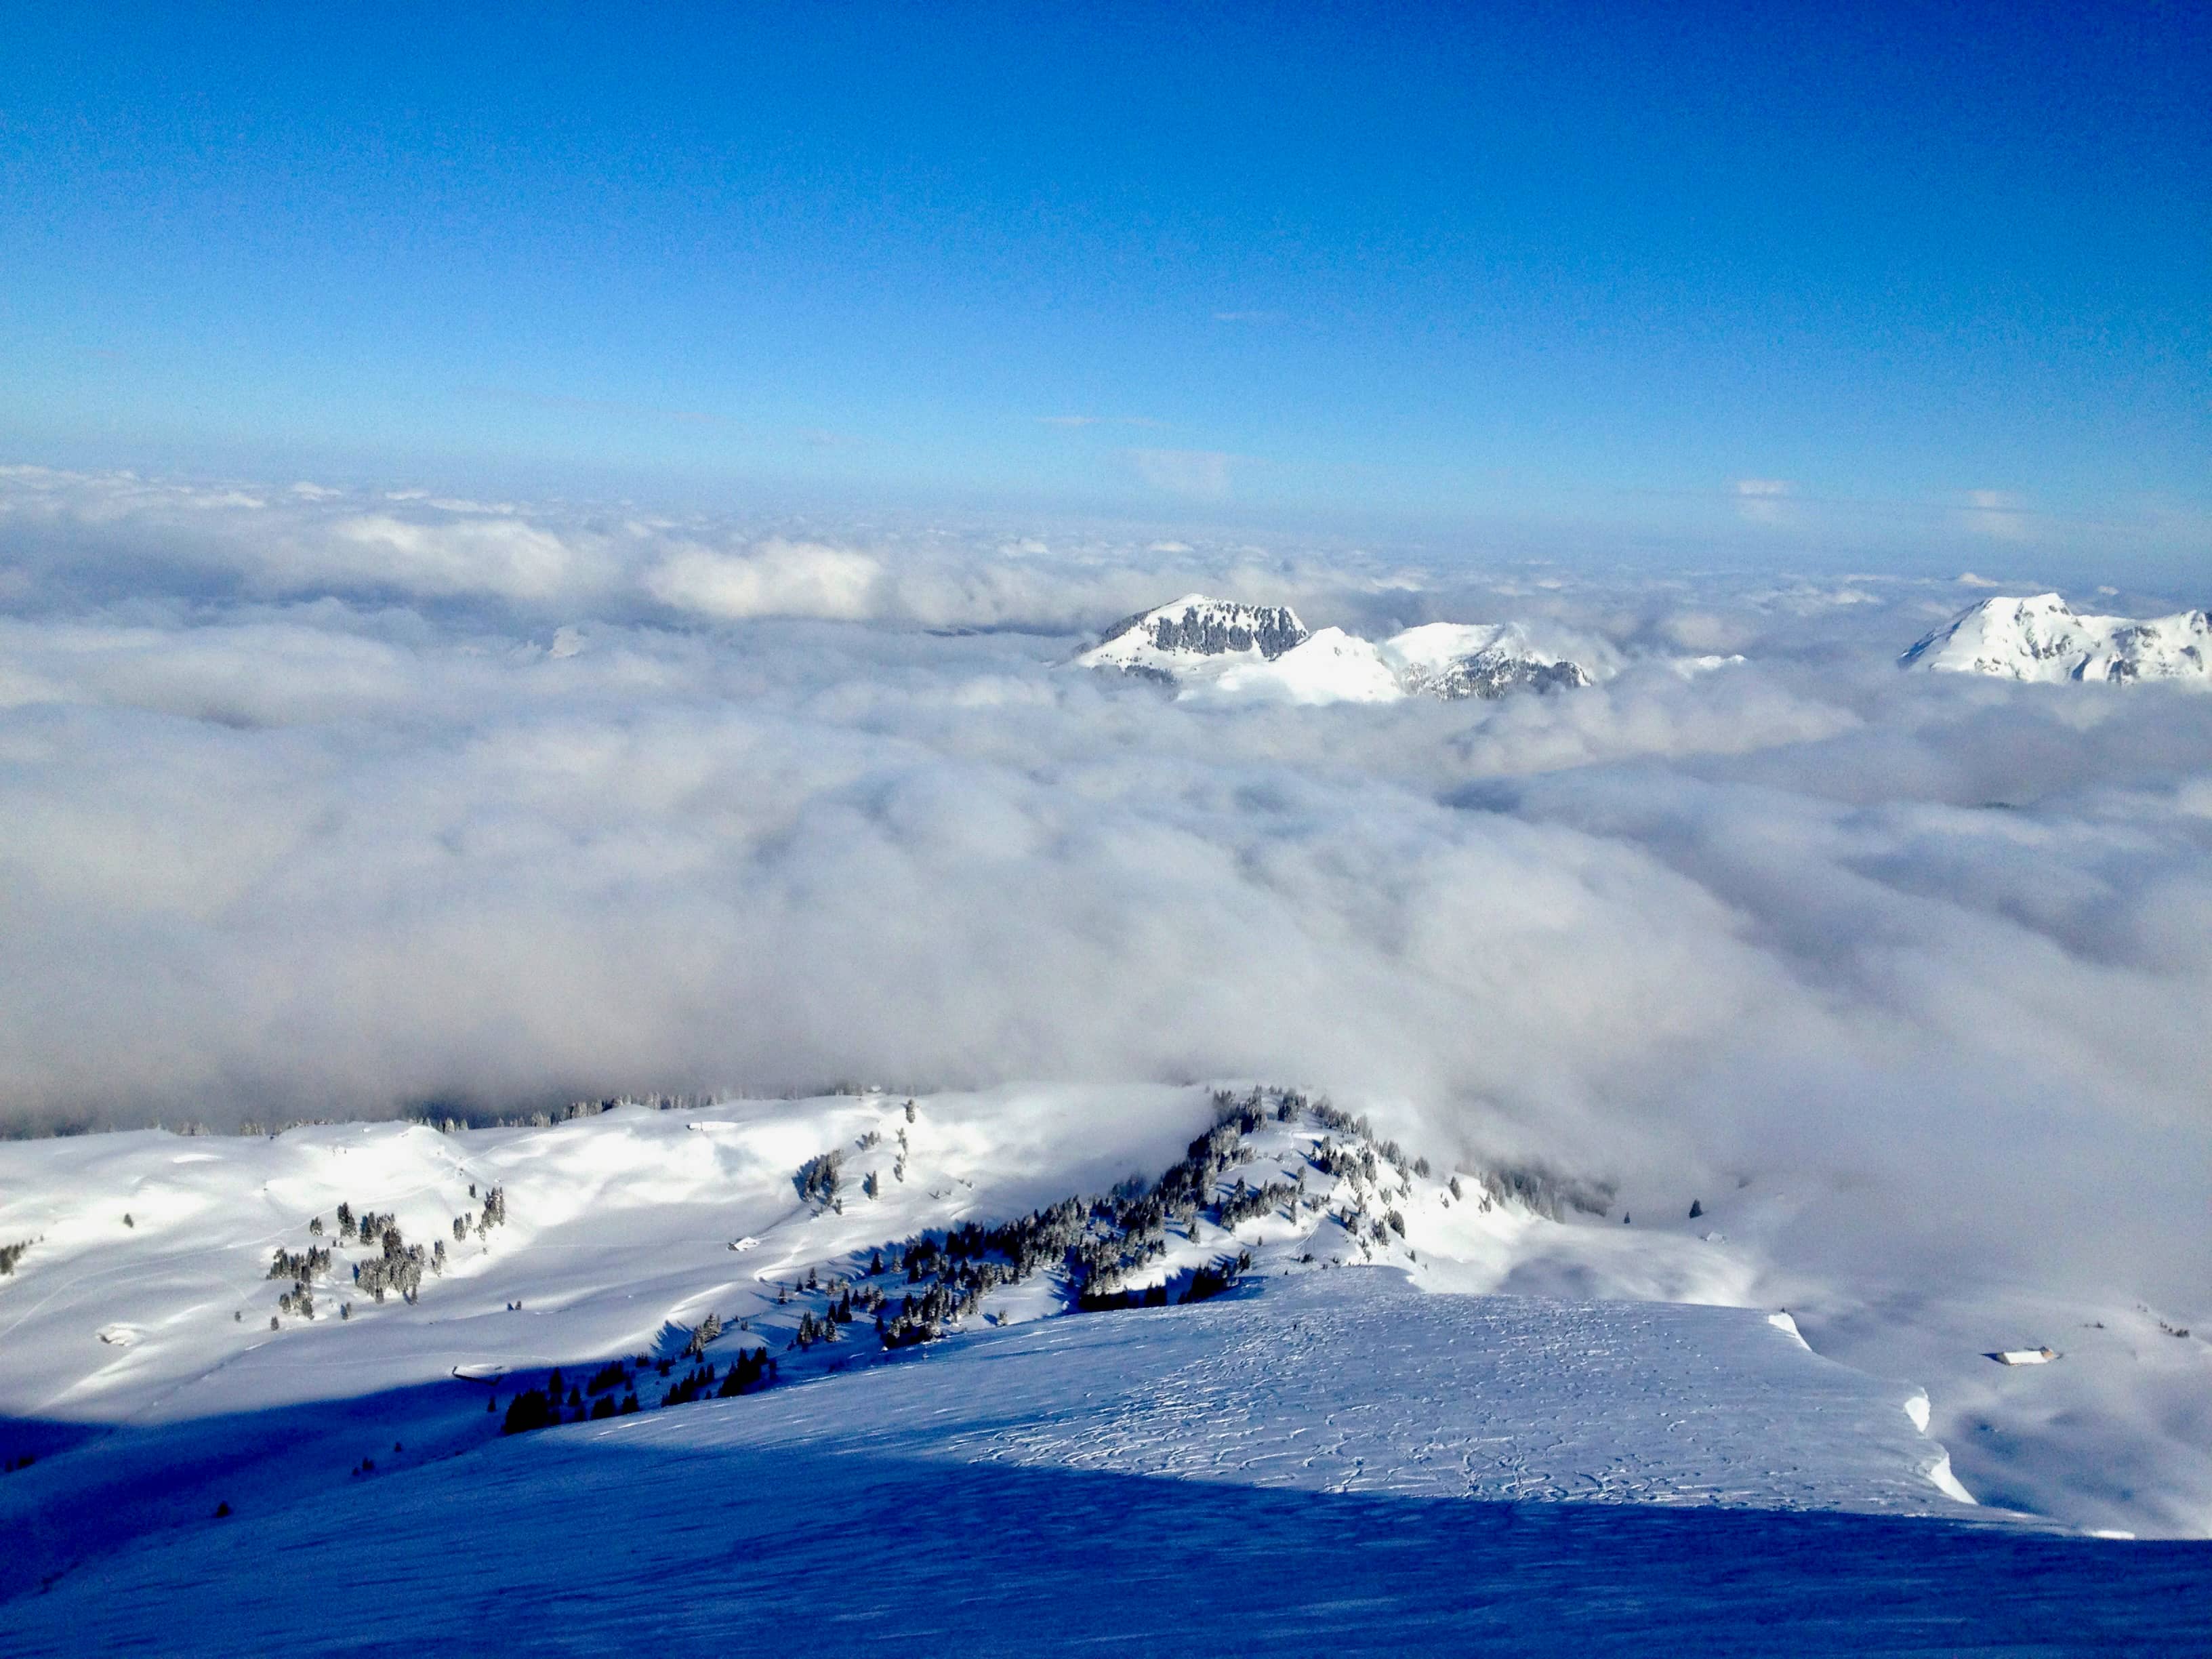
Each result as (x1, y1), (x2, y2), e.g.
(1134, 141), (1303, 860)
(1901, 593), (2212, 684)
(1078, 595), (1593, 704)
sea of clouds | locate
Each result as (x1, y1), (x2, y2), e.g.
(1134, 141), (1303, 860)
(3, 463), (2209, 1324)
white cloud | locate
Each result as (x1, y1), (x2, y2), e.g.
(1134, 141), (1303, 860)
(321, 512), (600, 601)
(645, 539), (884, 621)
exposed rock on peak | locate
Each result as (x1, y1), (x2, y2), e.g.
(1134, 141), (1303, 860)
(1088, 595), (1309, 674)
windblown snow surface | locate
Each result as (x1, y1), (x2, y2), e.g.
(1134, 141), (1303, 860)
(1, 1090), (2204, 1654)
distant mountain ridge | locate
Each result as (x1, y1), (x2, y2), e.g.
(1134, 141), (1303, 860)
(1091, 594), (1309, 670)
(1080, 594), (1593, 704)
(1902, 594), (2211, 684)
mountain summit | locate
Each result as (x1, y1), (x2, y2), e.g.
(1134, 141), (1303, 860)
(1078, 594), (1591, 704)
(1902, 594), (2211, 684)
(1083, 596), (1311, 680)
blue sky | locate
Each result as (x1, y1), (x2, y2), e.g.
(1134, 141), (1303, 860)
(3, 3), (2205, 560)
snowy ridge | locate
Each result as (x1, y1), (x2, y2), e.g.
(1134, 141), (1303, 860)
(1901, 593), (2212, 684)
(1078, 594), (1593, 705)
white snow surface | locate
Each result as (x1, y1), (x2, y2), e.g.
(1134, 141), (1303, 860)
(1901, 592), (2212, 684)
(1201, 625), (1407, 704)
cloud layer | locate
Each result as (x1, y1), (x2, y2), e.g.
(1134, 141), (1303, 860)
(2, 466), (2209, 1333)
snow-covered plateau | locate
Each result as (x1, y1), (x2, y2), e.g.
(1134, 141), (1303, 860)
(2, 1085), (2206, 1652)
(1078, 594), (1594, 703)
(1902, 592), (2212, 684)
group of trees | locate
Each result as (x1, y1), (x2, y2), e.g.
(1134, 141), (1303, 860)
(275, 1286), (316, 1319)
(267, 1243), (331, 1282)
(501, 1387), (561, 1433)
(849, 1088), (1334, 1344)
(453, 1185), (509, 1241)
(352, 1221), (432, 1305)
(1218, 1176), (1302, 1231)
(1, 1238), (35, 1276)
(792, 1298), (861, 1347)
(269, 1183), (510, 1326)
(657, 1347), (774, 1407)
(505, 1362), (642, 1432)
(267, 1240), (333, 1320)
(793, 1150), (843, 1208)
(1076, 1248), (1257, 1313)
(501, 1343), (778, 1435)
(1473, 1162), (1615, 1223)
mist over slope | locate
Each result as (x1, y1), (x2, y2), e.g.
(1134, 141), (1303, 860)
(2, 466), (2209, 1520)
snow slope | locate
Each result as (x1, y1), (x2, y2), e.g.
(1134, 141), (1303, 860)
(12, 1273), (2164, 1659)
(4, 1274), (2141, 1659)
(1901, 593), (2212, 684)
(3, 1082), (2207, 1646)
(0, 1086), (1216, 1429)
(1203, 625), (1406, 704)
(1077, 594), (1592, 704)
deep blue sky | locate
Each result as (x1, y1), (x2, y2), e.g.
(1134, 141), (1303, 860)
(3, 3), (2205, 558)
